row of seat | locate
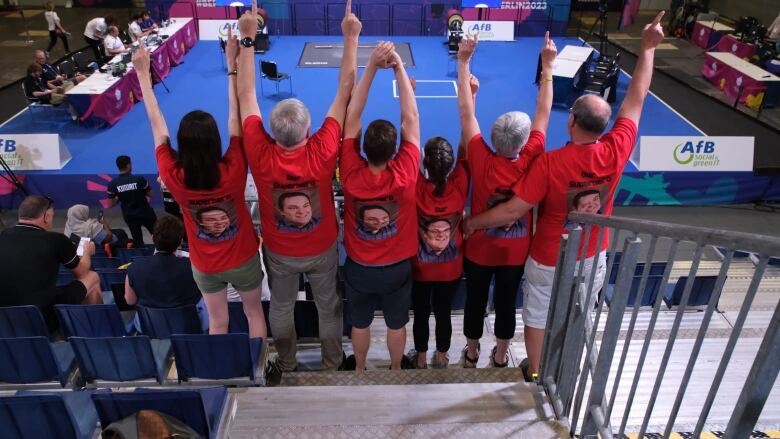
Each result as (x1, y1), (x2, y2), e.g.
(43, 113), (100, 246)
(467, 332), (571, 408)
(1, 386), (227, 439)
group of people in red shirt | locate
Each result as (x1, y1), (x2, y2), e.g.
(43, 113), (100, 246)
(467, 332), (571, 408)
(132, 0), (666, 378)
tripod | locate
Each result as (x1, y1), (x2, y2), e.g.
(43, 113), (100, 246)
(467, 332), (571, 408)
(582, 0), (610, 59)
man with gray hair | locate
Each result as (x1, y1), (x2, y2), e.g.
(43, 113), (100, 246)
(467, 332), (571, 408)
(237, 0), (361, 374)
(464, 12), (667, 380)
(0, 195), (102, 332)
(456, 33), (557, 369)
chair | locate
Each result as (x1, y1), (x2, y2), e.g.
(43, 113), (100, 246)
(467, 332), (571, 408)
(451, 277), (468, 310)
(69, 336), (171, 386)
(92, 387), (228, 439)
(71, 51), (95, 74)
(57, 60), (76, 79)
(228, 300), (272, 336)
(170, 333), (264, 385)
(0, 305), (50, 338)
(90, 256), (121, 269)
(96, 269), (126, 292)
(581, 66), (619, 103)
(117, 247), (153, 264)
(663, 276), (721, 308)
(54, 304), (129, 338)
(605, 275), (664, 307)
(136, 304), (203, 338)
(21, 81), (58, 123)
(260, 60), (292, 96)
(609, 261), (667, 285)
(0, 337), (76, 388)
(0, 391), (99, 439)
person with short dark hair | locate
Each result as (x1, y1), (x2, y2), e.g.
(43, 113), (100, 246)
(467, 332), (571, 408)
(464, 12), (667, 380)
(236, 0), (359, 372)
(133, 36), (267, 338)
(84, 16), (117, 62)
(456, 33), (556, 369)
(139, 10), (157, 32)
(128, 14), (151, 42)
(340, 41), (420, 371)
(0, 195), (102, 331)
(124, 215), (201, 309)
(106, 155), (157, 247)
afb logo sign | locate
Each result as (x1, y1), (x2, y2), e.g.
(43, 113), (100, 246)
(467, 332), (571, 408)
(463, 20), (515, 41)
(634, 136), (754, 172)
(198, 20), (238, 41)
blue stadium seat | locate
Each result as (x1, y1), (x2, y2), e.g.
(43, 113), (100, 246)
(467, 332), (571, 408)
(608, 261), (667, 285)
(91, 387), (228, 439)
(0, 391), (99, 439)
(136, 304), (203, 338)
(451, 277), (467, 310)
(0, 305), (50, 338)
(117, 247), (153, 264)
(69, 336), (171, 386)
(605, 275), (664, 307)
(54, 304), (130, 338)
(90, 257), (121, 270)
(0, 337), (75, 388)
(663, 276), (721, 308)
(170, 333), (264, 385)
(96, 269), (126, 292)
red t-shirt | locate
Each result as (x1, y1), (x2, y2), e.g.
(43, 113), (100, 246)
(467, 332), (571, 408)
(465, 131), (545, 266)
(514, 117), (638, 266)
(242, 115), (339, 257)
(156, 137), (259, 274)
(412, 160), (469, 282)
(341, 137), (419, 266)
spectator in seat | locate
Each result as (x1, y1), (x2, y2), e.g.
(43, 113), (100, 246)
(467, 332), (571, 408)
(124, 215), (200, 309)
(34, 50), (86, 87)
(129, 13), (153, 43)
(140, 10), (158, 32)
(132, 33), (267, 338)
(106, 155), (157, 247)
(24, 63), (65, 105)
(64, 204), (129, 249)
(0, 195), (102, 331)
(339, 41), (420, 372)
(83, 16), (117, 63)
(103, 26), (129, 56)
(463, 12), (666, 381)
(236, 0), (359, 372)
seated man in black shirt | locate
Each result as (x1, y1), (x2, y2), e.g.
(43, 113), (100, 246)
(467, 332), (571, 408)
(0, 195), (102, 331)
(24, 63), (65, 105)
(125, 215), (200, 308)
(34, 50), (87, 87)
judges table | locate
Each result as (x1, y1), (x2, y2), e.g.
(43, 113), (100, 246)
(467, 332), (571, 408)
(715, 34), (756, 59)
(66, 18), (197, 126)
(550, 45), (595, 105)
(692, 20), (733, 50)
(701, 51), (780, 108)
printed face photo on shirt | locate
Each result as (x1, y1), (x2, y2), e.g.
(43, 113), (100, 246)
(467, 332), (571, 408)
(484, 192), (528, 239)
(418, 214), (459, 263)
(189, 200), (239, 243)
(273, 187), (321, 233)
(355, 199), (399, 241)
(564, 186), (608, 230)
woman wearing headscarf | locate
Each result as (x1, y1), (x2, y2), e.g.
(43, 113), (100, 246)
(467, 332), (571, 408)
(64, 204), (127, 247)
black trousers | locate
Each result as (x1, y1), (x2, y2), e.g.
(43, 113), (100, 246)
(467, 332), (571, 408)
(412, 279), (458, 353)
(84, 35), (101, 63)
(463, 258), (524, 341)
(47, 30), (70, 53)
(125, 211), (157, 247)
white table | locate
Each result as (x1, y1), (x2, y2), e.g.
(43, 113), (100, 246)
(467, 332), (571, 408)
(558, 45), (594, 63)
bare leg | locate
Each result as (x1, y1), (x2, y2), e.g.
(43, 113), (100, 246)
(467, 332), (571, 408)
(77, 271), (102, 304)
(352, 326), (370, 372)
(201, 289), (228, 334)
(387, 326), (406, 370)
(525, 326), (545, 373)
(238, 286), (267, 338)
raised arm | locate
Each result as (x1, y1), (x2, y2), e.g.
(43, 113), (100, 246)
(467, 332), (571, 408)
(344, 41), (394, 140)
(326, 0), (361, 127)
(133, 47), (170, 147)
(530, 32), (557, 134)
(616, 11), (664, 125)
(392, 49), (419, 147)
(463, 196), (534, 237)
(457, 35), (479, 147)
(237, 0), (260, 122)
(225, 28), (241, 137)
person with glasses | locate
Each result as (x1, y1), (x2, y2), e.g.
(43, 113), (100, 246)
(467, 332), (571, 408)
(0, 195), (102, 332)
(463, 12), (667, 381)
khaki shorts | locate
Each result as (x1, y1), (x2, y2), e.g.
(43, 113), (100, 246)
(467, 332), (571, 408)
(191, 253), (264, 294)
(522, 251), (606, 329)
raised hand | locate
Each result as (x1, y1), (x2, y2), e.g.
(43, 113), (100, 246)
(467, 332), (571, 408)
(369, 41), (395, 69)
(469, 74), (479, 96)
(540, 31), (557, 70)
(641, 10), (665, 51)
(238, 0), (258, 39)
(341, 0), (362, 38)
(132, 47), (151, 80)
(226, 27), (239, 70)
(457, 35), (477, 63)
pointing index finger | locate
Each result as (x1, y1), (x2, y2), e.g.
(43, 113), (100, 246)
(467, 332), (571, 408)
(544, 30), (549, 44)
(652, 10), (664, 25)
(251, 0), (257, 17)
(345, 0), (352, 16)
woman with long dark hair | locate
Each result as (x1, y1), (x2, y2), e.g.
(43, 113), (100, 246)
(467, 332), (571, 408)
(132, 30), (266, 337)
(408, 133), (470, 369)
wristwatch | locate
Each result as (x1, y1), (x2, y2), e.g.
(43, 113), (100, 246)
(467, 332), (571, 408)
(240, 37), (255, 48)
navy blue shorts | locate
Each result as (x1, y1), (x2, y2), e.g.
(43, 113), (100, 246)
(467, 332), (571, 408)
(343, 258), (412, 330)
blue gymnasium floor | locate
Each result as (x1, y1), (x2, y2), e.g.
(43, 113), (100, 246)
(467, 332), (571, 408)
(1, 36), (778, 207)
